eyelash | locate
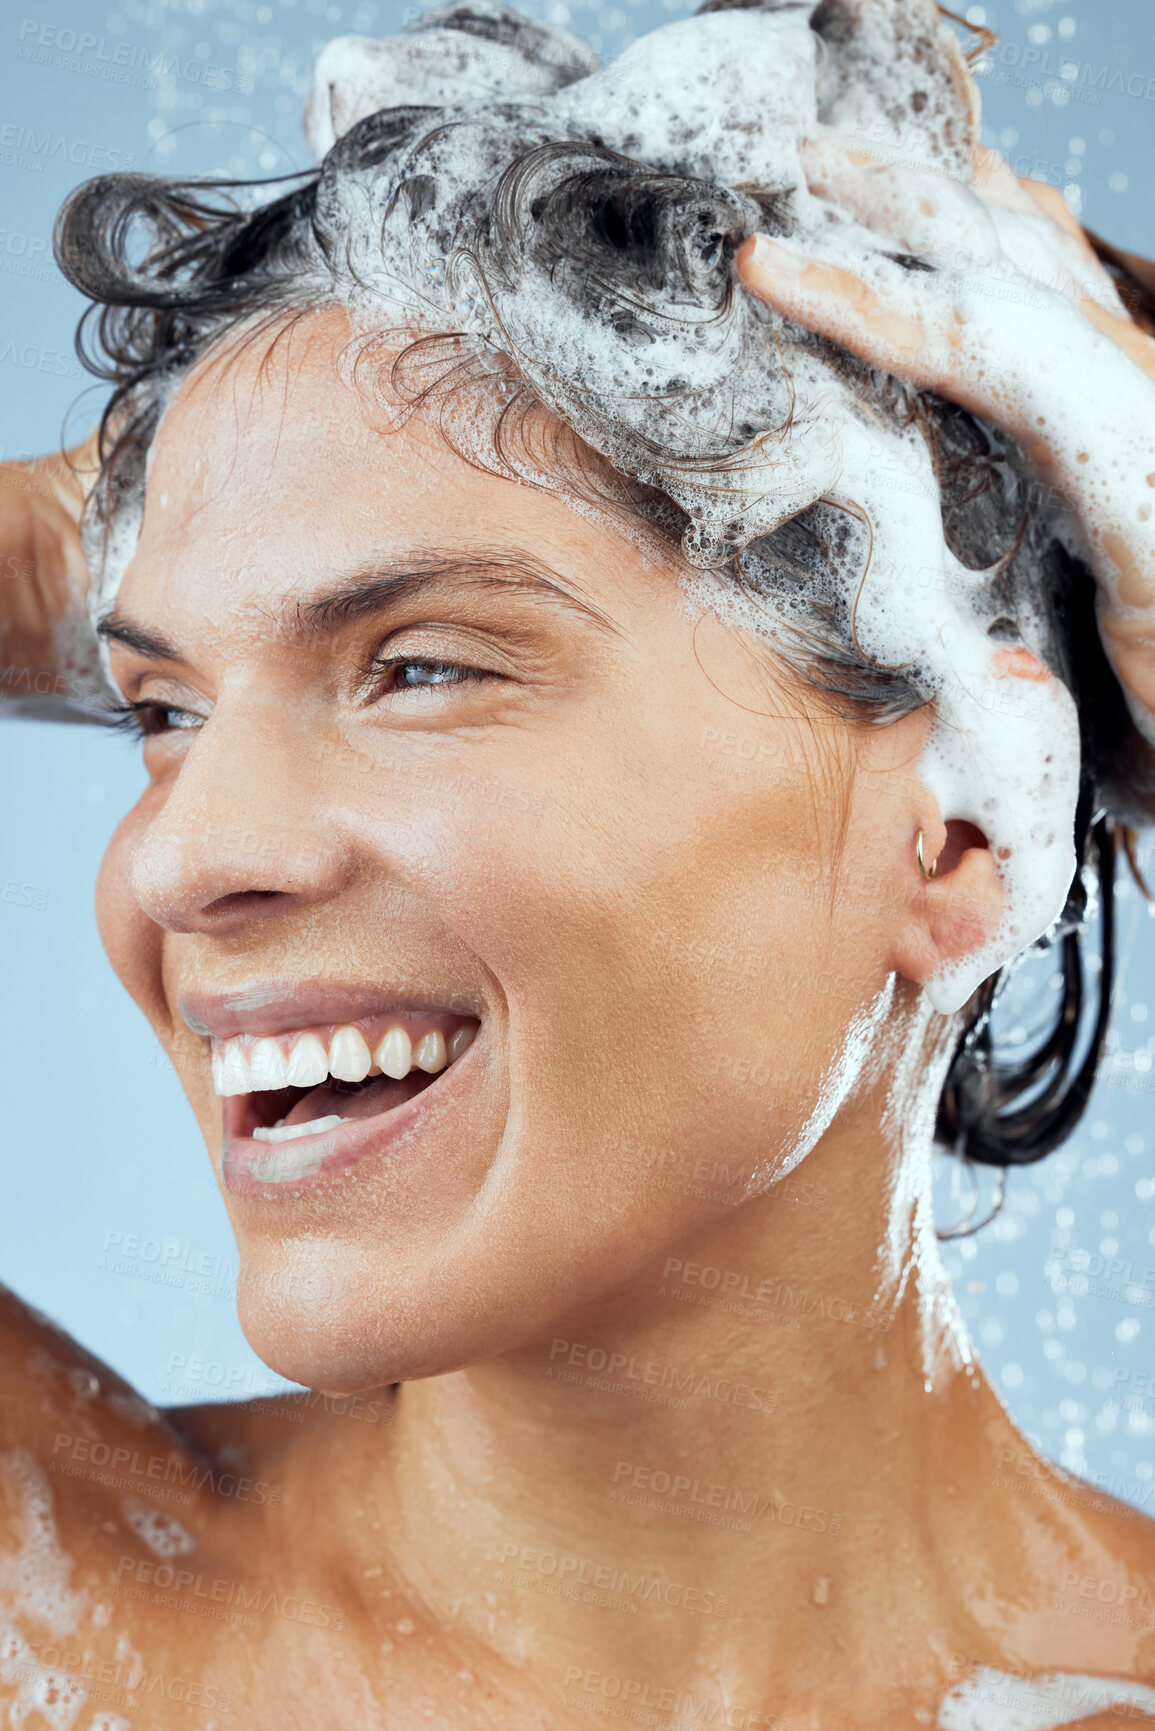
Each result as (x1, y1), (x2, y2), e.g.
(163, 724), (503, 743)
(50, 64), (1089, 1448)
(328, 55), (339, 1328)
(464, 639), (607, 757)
(104, 700), (203, 740)
(103, 659), (489, 740)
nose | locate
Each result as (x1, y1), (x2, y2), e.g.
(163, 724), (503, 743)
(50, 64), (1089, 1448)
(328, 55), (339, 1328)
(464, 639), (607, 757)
(129, 700), (353, 934)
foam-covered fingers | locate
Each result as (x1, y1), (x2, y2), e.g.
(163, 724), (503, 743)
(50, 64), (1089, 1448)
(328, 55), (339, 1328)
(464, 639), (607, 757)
(972, 144), (1040, 215)
(735, 232), (955, 390)
(1100, 618), (1155, 747)
(797, 128), (876, 202)
(800, 123), (976, 204)
(1015, 174), (1096, 253)
(801, 133), (1114, 315)
(799, 130), (998, 268)
(970, 147), (1092, 274)
(1006, 182), (1123, 315)
(1079, 294), (1155, 383)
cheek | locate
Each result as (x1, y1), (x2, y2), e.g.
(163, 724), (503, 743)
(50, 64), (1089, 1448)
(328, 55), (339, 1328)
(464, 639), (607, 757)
(374, 734), (858, 1176)
(96, 799), (170, 1034)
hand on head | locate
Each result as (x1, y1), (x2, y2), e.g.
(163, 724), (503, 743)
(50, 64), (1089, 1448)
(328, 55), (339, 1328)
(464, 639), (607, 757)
(735, 133), (1155, 751)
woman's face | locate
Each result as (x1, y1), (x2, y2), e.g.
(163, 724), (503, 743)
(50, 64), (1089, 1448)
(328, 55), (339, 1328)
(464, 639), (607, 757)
(96, 305), (930, 1391)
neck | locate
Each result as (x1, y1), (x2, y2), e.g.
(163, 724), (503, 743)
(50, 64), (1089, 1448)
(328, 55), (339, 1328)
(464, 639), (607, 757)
(287, 992), (1019, 1712)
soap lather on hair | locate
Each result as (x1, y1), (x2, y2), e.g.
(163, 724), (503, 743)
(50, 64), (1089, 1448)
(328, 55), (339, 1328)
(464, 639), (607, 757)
(54, 0), (1155, 1163)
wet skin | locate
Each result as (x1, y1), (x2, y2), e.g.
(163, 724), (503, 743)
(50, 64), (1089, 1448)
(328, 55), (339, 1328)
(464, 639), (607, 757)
(2, 303), (1155, 1729)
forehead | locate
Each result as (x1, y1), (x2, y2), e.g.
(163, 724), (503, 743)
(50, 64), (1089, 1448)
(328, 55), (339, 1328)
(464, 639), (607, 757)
(121, 303), (636, 621)
(138, 306), (472, 556)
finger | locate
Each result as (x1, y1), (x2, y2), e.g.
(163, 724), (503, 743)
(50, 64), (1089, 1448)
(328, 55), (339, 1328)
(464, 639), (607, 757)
(799, 119), (978, 197)
(802, 131), (1120, 315)
(1016, 175), (1094, 253)
(798, 128), (881, 198)
(1079, 294), (1155, 384)
(799, 135), (997, 269)
(734, 232), (1045, 448)
(972, 145), (1041, 215)
(735, 232), (954, 385)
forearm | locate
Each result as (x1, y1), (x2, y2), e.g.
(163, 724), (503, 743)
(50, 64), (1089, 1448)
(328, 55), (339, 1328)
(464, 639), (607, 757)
(0, 431), (107, 713)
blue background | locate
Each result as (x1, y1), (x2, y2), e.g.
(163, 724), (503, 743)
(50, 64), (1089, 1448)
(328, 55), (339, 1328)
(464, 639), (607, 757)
(2, 0), (1155, 1501)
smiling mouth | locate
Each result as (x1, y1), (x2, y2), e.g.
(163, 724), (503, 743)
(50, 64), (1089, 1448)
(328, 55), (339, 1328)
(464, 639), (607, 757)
(214, 1012), (479, 1187)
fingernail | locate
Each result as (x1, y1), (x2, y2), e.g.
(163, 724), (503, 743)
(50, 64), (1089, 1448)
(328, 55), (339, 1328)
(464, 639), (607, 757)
(747, 233), (806, 278)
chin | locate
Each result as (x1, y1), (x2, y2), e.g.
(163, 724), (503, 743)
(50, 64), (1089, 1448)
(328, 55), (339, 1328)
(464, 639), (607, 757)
(232, 1248), (474, 1394)
(235, 1280), (397, 1395)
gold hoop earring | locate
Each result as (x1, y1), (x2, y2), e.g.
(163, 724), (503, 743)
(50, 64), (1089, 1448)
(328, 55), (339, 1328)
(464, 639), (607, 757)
(916, 829), (937, 880)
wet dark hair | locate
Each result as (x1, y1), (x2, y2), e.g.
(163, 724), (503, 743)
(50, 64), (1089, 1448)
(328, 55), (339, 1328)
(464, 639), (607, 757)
(52, 17), (1154, 1174)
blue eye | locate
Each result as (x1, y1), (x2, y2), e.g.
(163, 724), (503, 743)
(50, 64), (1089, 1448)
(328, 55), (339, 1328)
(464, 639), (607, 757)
(374, 658), (488, 695)
(394, 661), (473, 688)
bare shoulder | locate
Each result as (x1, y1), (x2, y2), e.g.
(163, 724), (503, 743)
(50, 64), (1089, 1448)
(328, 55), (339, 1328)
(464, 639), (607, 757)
(0, 1280), (256, 1723)
(988, 1431), (1155, 1680)
(0, 1278), (253, 1569)
(0, 1287), (394, 1725)
(0, 1278), (187, 1465)
(0, 1279), (300, 1537)
(1070, 1483), (1155, 1665)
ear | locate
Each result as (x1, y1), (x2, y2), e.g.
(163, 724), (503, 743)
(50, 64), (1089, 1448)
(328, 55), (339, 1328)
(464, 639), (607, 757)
(887, 813), (1005, 994)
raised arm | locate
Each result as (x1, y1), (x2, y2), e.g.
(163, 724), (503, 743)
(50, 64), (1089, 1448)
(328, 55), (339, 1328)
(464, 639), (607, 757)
(0, 429), (109, 718)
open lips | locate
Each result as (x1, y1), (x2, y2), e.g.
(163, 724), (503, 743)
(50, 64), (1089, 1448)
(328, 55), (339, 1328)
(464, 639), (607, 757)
(212, 1014), (479, 1146)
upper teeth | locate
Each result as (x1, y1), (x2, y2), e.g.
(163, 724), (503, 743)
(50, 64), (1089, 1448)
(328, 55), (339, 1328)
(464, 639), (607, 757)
(329, 1026), (372, 1083)
(211, 1022), (474, 1097)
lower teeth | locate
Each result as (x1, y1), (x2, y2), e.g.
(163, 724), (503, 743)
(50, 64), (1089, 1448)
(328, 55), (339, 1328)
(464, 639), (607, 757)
(252, 1114), (345, 1144)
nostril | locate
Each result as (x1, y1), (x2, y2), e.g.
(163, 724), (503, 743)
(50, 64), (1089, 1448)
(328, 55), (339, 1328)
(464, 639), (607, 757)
(130, 816), (349, 933)
(202, 889), (292, 919)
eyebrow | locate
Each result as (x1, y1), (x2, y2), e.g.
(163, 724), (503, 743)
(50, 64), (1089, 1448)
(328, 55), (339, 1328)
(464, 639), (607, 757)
(97, 616), (184, 662)
(96, 549), (621, 661)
